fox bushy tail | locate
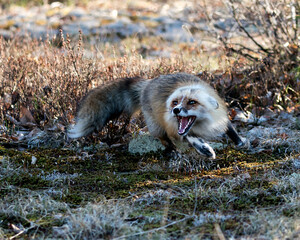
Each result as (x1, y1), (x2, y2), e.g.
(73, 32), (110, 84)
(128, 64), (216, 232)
(68, 77), (146, 138)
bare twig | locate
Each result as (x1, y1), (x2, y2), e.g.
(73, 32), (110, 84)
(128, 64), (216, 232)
(214, 223), (226, 240)
(9, 225), (36, 240)
(219, 36), (259, 61)
(229, 42), (262, 54)
(228, 0), (270, 55)
(193, 176), (198, 216)
(290, 0), (299, 41)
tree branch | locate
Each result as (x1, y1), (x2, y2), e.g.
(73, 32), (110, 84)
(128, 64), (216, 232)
(228, 0), (270, 54)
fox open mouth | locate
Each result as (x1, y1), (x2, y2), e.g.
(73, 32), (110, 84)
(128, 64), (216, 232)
(177, 116), (196, 135)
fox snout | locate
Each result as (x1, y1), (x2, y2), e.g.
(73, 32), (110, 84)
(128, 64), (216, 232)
(172, 107), (188, 115)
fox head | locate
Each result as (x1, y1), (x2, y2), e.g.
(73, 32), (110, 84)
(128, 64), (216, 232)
(166, 85), (220, 136)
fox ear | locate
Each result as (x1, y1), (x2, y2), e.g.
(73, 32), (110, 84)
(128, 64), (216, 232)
(207, 96), (219, 109)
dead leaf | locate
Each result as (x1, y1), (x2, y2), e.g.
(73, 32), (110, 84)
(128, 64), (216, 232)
(20, 105), (36, 125)
(278, 133), (288, 139)
(45, 123), (65, 132)
(3, 93), (12, 109)
(26, 127), (42, 138)
(251, 138), (260, 147)
(9, 223), (23, 234)
(11, 91), (20, 105)
(229, 108), (237, 120)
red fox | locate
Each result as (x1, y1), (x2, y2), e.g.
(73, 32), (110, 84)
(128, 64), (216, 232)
(68, 73), (245, 158)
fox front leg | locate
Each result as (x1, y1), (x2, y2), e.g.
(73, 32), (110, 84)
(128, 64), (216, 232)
(226, 123), (245, 147)
(186, 136), (216, 159)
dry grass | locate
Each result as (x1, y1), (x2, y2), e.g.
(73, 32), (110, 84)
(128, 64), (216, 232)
(1, 156), (299, 239)
(0, 32), (298, 143)
(53, 201), (142, 239)
(0, 2), (298, 134)
(0, 33), (201, 134)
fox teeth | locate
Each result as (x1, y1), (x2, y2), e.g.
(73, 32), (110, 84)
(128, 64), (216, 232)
(177, 116), (196, 135)
(180, 117), (192, 131)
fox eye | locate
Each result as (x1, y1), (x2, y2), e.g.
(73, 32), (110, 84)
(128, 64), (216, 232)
(188, 100), (197, 105)
(172, 100), (178, 106)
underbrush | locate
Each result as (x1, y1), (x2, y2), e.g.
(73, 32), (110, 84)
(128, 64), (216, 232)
(0, 2), (299, 137)
(0, 32), (298, 142)
(0, 33), (200, 136)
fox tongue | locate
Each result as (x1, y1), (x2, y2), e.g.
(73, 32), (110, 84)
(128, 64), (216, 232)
(178, 116), (192, 135)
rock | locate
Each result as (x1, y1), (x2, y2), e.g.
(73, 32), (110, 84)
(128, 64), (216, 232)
(48, 15), (61, 29)
(214, 18), (258, 33)
(213, 18), (236, 31)
(128, 134), (165, 154)
(63, 22), (92, 36)
(93, 19), (148, 39)
(0, 19), (15, 29)
(0, 2), (247, 44)
(21, 24), (59, 40)
(155, 17), (194, 42)
(67, 7), (87, 18)
(0, 29), (12, 39)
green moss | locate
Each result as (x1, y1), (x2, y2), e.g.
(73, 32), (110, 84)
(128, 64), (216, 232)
(4, 173), (50, 189)
(0, 213), (30, 229)
(282, 206), (300, 217)
(61, 192), (84, 205)
(231, 193), (283, 211)
(0, 143), (294, 226)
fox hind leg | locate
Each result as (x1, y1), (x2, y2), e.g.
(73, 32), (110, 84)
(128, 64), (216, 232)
(186, 136), (216, 159)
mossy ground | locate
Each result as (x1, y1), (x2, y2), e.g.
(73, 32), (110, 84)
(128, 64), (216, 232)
(1, 140), (299, 239)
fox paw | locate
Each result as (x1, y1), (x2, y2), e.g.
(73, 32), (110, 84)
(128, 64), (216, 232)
(186, 136), (216, 159)
(236, 137), (250, 149)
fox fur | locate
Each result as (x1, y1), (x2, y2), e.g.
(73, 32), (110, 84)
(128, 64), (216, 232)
(68, 73), (245, 158)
